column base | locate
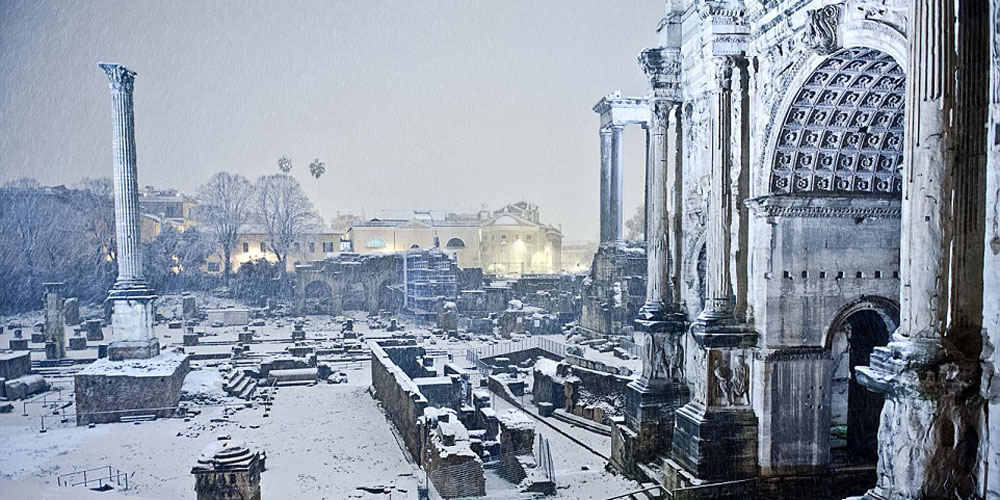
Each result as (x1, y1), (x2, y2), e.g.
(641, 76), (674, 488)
(108, 338), (160, 361)
(854, 334), (983, 500)
(671, 402), (759, 482)
(690, 310), (756, 348)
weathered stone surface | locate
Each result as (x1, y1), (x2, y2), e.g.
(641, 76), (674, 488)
(74, 349), (189, 425)
(192, 439), (262, 500)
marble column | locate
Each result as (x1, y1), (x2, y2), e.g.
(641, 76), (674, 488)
(43, 282), (66, 360)
(100, 62), (159, 361)
(703, 56), (735, 321)
(669, 55), (757, 483)
(609, 125), (625, 245)
(640, 99), (671, 317)
(985, 5), (1000, 499)
(856, 2), (988, 498)
(600, 128), (613, 244)
(666, 104), (684, 310)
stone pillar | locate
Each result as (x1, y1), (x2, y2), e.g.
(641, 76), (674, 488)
(666, 104), (684, 310)
(985, 5), (1000, 499)
(609, 125), (625, 245)
(640, 99), (671, 317)
(43, 282), (66, 360)
(600, 128), (613, 244)
(99, 63), (159, 361)
(856, 2), (988, 499)
(668, 55), (757, 483)
(192, 439), (262, 500)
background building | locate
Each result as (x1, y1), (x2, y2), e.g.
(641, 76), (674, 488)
(347, 202), (565, 277)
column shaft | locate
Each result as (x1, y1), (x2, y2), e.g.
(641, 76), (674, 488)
(610, 125), (625, 244)
(703, 57), (734, 317)
(667, 104), (684, 308)
(102, 64), (145, 286)
(642, 100), (673, 314)
(600, 128), (613, 243)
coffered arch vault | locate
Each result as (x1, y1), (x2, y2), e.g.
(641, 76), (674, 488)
(769, 47), (905, 196)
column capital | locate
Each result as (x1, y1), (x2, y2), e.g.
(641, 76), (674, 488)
(712, 56), (736, 91)
(99, 63), (136, 93)
(599, 127), (613, 137)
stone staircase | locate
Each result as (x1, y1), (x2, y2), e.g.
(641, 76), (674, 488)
(223, 370), (257, 400)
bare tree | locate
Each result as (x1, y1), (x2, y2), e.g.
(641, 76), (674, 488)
(253, 174), (321, 276)
(625, 204), (645, 241)
(196, 172), (254, 286)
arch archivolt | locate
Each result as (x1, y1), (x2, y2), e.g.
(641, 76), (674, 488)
(821, 294), (900, 351)
(752, 11), (908, 197)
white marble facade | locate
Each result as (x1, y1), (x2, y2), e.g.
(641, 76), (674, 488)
(613, 1), (1000, 498)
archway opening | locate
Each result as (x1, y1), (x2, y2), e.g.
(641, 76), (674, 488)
(343, 282), (366, 311)
(829, 306), (895, 464)
(303, 280), (333, 316)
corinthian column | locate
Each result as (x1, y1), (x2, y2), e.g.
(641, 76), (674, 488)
(100, 63), (145, 288)
(600, 128), (613, 244)
(857, 2), (987, 498)
(702, 56), (735, 321)
(100, 62), (159, 361)
(640, 99), (672, 317)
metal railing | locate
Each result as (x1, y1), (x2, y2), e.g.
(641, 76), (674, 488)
(536, 436), (556, 486)
(57, 465), (129, 490)
(465, 337), (568, 371)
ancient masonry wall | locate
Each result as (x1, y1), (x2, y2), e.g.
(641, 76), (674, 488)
(74, 350), (189, 425)
(370, 342), (429, 460)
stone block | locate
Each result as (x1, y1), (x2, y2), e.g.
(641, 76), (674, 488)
(192, 439), (262, 500)
(31, 333), (45, 344)
(0, 352), (31, 380)
(8, 339), (29, 351)
(238, 332), (254, 344)
(84, 320), (104, 341)
(4, 374), (48, 400)
(108, 338), (160, 361)
(69, 336), (88, 350)
(74, 349), (189, 425)
(183, 333), (200, 346)
(537, 402), (555, 417)
(64, 298), (80, 325)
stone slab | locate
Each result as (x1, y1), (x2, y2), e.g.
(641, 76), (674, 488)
(74, 349), (189, 425)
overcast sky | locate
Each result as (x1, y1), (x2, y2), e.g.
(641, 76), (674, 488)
(1, 1), (663, 241)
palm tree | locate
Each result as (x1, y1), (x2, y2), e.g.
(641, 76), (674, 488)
(308, 158), (325, 179)
(277, 155), (292, 174)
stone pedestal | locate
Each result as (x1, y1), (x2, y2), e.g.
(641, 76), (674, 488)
(43, 282), (66, 360)
(69, 336), (87, 350)
(192, 439), (262, 500)
(184, 332), (200, 346)
(74, 349), (189, 425)
(8, 339), (28, 351)
(670, 315), (758, 482)
(238, 331), (254, 344)
(30, 332), (45, 344)
(84, 320), (104, 341)
(108, 286), (160, 361)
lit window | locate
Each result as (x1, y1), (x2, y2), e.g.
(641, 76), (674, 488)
(366, 237), (387, 249)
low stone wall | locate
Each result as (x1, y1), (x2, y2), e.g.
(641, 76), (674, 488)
(75, 349), (190, 425)
(419, 408), (486, 498)
(0, 352), (31, 380)
(370, 341), (428, 459)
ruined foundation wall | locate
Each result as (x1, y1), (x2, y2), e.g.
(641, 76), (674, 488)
(370, 342), (428, 460)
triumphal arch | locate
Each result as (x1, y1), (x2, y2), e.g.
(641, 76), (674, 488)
(603, 1), (1000, 499)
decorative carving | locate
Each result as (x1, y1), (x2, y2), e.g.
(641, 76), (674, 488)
(712, 351), (751, 406)
(714, 56), (735, 91)
(802, 5), (841, 55)
(768, 47), (905, 195)
(99, 63), (136, 93)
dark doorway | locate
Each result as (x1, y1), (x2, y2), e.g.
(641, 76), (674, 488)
(844, 309), (890, 460)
